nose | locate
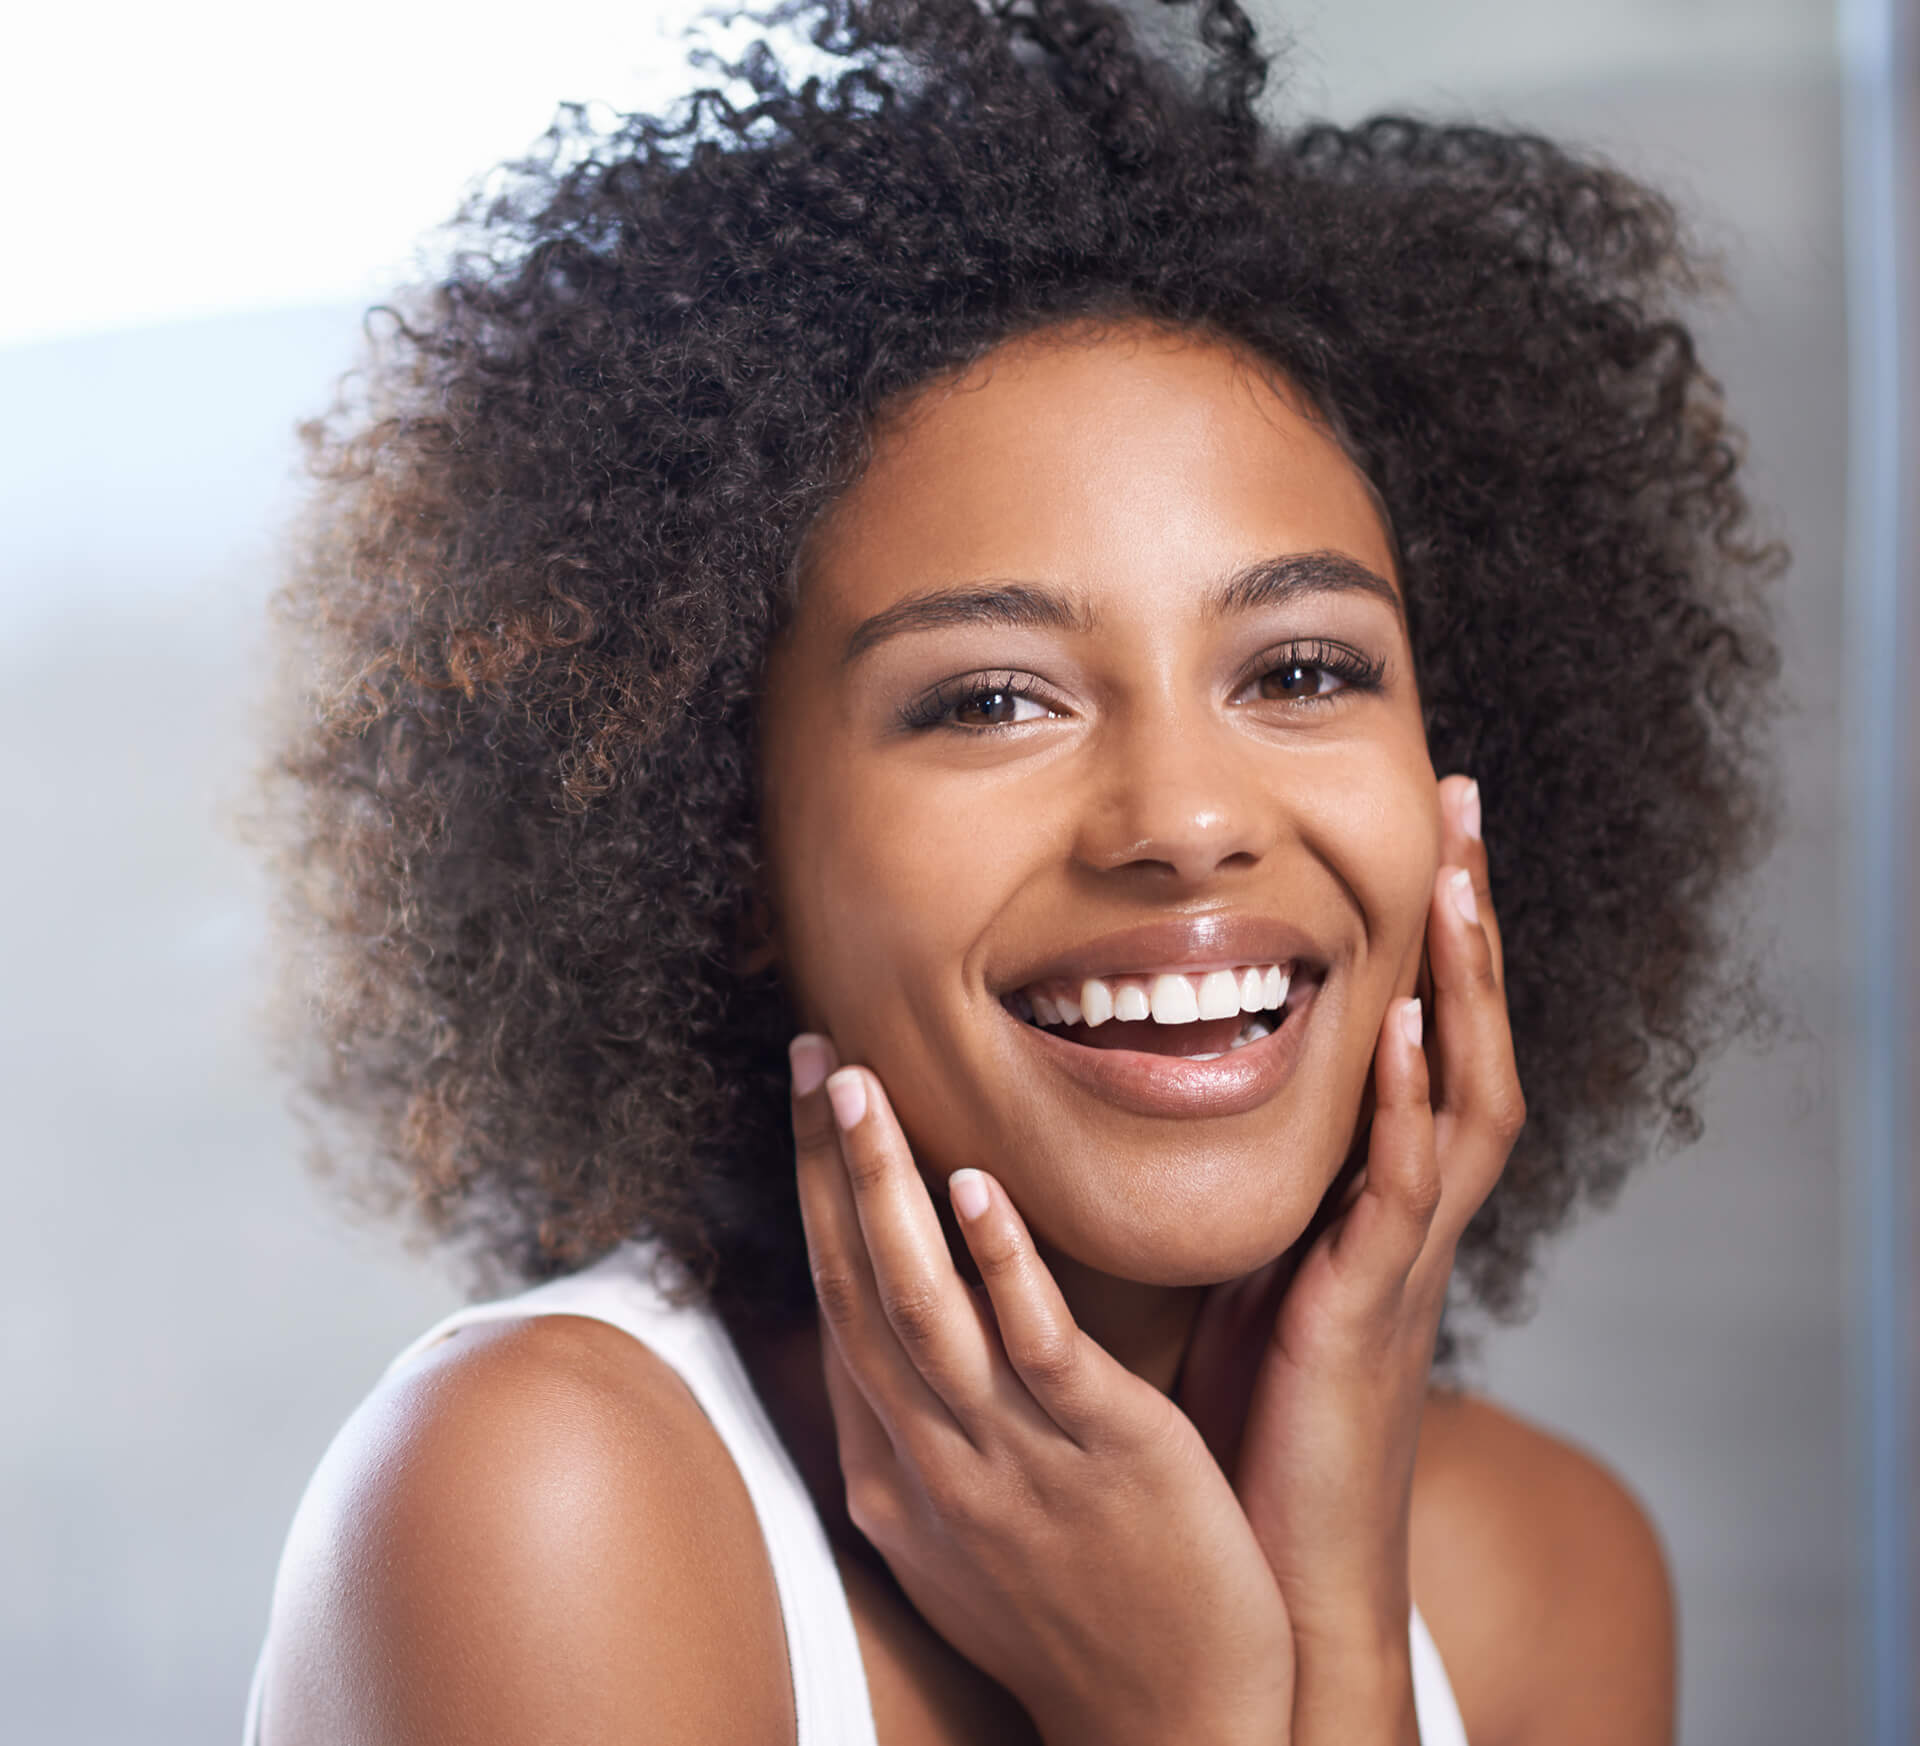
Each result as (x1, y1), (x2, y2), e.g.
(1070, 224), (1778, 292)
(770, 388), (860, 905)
(1071, 710), (1281, 886)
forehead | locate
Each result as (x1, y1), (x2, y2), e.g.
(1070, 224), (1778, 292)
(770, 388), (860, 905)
(801, 321), (1398, 618)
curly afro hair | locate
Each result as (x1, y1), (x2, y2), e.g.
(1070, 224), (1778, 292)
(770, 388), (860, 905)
(268, 0), (1779, 1335)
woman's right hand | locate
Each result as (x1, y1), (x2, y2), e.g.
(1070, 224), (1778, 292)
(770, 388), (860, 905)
(790, 1034), (1294, 1746)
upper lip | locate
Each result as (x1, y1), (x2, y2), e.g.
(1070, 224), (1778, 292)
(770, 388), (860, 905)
(992, 912), (1328, 995)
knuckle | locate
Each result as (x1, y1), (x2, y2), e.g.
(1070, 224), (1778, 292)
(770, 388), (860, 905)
(790, 1100), (837, 1152)
(840, 1143), (889, 1196)
(844, 1473), (902, 1545)
(810, 1265), (864, 1331)
(1012, 1328), (1080, 1394)
(969, 1224), (1024, 1280)
(1491, 1082), (1528, 1141)
(1400, 1162), (1444, 1226)
(878, 1283), (944, 1349)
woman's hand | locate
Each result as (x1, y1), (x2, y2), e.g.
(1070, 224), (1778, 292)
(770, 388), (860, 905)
(789, 1037), (1295, 1746)
(1178, 774), (1524, 1743)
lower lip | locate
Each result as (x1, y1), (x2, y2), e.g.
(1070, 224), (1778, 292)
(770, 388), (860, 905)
(1004, 982), (1321, 1120)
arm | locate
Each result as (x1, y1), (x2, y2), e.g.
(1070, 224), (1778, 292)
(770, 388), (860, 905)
(254, 1314), (795, 1746)
(1412, 1391), (1677, 1746)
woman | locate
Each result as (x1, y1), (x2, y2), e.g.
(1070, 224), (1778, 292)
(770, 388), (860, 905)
(247, 1), (1778, 1740)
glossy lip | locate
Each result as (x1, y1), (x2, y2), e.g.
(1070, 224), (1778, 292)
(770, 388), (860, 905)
(991, 912), (1328, 995)
(1001, 972), (1324, 1120)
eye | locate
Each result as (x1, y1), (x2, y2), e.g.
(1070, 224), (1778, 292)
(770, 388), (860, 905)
(900, 673), (1060, 732)
(952, 686), (1050, 727)
(1257, 660), (1344, 700)
(1239, 639), (1385, 707)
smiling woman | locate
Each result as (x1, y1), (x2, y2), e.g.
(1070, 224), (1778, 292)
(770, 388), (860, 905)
(762, 330), (1439, 1291)
(246, 1), (1779, 1742)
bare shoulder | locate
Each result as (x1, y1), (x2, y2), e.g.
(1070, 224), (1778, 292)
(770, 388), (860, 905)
(1410, 1388), (1676, 1746)
(256, 1313), (794, 1746)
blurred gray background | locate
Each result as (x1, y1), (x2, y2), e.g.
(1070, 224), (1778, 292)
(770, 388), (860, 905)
(0, 2), (1883, 1741)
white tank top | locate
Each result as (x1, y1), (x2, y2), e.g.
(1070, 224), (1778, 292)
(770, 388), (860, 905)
(245, 1241), (1470, 1745)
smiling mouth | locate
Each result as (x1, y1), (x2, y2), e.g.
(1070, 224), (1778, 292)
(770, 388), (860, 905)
(1001, 962), (1309, 1059)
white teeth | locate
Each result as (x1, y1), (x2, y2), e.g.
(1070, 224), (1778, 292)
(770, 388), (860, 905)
(1149, 973), (1201, 1025)
(1197, 969), (1243, 1020)
(1015, 961), (1295, 1029)
(1232, 1018), (1273, 1049)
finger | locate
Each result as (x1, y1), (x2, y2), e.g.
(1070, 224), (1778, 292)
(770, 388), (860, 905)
(946, 1166), (1128, 1448)
(820, 1328), (908, 1546)
(1425, 861), (1526, 1228)
(1436, 773), (1503, 992)
(824, 1064), (1000, 1421)
(1325, 996), (1440, 1310)
(789, 1037), (959, 1434)
(821, 1322), (897, 1469)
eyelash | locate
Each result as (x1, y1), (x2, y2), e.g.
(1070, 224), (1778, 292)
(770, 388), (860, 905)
(899, 641), (1387, 733)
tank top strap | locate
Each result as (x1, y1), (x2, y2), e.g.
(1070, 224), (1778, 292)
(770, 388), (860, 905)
(1411, 1601), (1470, 1744)
(379, 1242), (881, 1746)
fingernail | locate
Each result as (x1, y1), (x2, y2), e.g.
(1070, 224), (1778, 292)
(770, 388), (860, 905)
(1399, 997), (1423, 1048)
(949, 1168), (990, 1221)
(1450, 867), (1479, 925)
(1460, 779), (1482, 841)
(789, 1034), (832, 1096)
(826, 1067), (867, 1130)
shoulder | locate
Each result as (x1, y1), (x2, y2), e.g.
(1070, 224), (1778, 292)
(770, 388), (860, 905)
(256, 1312), (795, 1746)
(1410, 1389), (1676, 1746)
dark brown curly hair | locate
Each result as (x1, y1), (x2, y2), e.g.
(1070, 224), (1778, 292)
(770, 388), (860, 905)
(267, 0), (1779, 1333)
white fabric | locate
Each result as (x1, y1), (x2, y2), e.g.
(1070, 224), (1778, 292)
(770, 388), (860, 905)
(245, 1241), (1469, 1744)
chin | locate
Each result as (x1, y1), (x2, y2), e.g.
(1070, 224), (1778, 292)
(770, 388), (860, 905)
(973, 1122), (1349, 1289)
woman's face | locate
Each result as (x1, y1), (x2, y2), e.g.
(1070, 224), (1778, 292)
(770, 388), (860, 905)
(760, 321), (1440, 1286)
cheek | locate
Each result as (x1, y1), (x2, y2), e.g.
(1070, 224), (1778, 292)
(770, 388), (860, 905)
(768, 752), (994, 1043)
(1323, 755), (1441, 988)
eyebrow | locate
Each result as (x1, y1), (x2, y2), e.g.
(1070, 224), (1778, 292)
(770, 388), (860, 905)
(1206, 550), (1403, 624)
(841, 581), (1096, 664)
(840, 548), (1401, 664)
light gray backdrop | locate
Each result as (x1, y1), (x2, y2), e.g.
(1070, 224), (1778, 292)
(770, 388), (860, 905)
(0, 3), (1863, 1741)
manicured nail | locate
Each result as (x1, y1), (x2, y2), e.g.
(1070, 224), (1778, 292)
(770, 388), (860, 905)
(789, 1034), (832, 1096)
(1399, 997), (1423, 1048)
(1450, 868), (1479, 925)
(1460, 779), (1482, 841)
(826, 1067), (867, 1130)
(949, 1168), (990, 1221)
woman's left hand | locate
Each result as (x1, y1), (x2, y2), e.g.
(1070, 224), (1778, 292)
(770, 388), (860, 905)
(1177, 774), (1524, 1742)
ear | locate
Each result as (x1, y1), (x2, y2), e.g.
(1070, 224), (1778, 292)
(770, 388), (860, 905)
(732, 889), (782, 977)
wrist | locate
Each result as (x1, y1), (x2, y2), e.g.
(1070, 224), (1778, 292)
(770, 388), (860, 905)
(1280, 1570), (1411, 1664)
(1032, 1673), (1294, 1746)
(1289, 1626), (1418, 1746)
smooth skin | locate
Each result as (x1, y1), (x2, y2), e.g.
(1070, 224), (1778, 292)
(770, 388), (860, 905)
(257, 323), (1675, 1745)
